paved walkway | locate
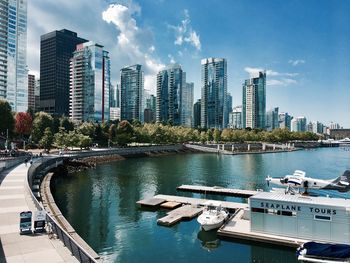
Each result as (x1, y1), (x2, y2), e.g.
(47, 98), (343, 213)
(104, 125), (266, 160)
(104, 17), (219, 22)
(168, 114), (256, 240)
(0, 163), (78, 263)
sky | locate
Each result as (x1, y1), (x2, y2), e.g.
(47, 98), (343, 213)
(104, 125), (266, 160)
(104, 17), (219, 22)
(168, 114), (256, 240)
(27, 0), (350, 127)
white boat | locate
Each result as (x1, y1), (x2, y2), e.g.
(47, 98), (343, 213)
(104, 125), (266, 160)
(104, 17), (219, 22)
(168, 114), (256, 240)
(197, 201), (229, 231)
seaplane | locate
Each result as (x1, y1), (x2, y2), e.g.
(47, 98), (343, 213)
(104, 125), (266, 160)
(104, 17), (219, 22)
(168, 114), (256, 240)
(266, 170), (350, 194)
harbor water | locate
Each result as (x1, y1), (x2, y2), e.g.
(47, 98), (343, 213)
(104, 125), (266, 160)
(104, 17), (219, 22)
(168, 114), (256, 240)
(52, 147), (350, 263)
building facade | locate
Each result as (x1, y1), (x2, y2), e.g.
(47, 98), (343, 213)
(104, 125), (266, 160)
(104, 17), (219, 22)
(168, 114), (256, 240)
(279, 112), (292, 131)
(27, 74), (35, 110)
(156, 64), (185, 125)
(181, 82), (194, 127)
(266, 107), (279, 131)
(0, 0), (27, 112)
(201, 58), (227, 129)
(69, 42), (110, 123)
(40, 29), (87, 115)
(120, 64), (144, 122)
(144, 91), (156, 123)
(34, 79), (40, 112)
(228, 105), (242, 129)
(193, 99), (201, 129)
(291, 116), (307, 132)
(242, 71), (266, 129)
(109, 107), (120, 121)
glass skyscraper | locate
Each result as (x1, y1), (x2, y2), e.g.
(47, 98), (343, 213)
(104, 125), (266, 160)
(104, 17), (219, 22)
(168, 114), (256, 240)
(156, 64), (186, 126)
(120, 64), (144, 122)
(40, 29), (87, 115)
(201, 58), (227, 129)
(242, 71), (266, 129)
(181, 82), (194, 127)
(69, 42), (110, 123)
(0, 0), (27, 112)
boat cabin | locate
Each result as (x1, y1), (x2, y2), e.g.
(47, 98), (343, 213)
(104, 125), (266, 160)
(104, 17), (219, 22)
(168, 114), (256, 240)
(250, 192), (350, 244)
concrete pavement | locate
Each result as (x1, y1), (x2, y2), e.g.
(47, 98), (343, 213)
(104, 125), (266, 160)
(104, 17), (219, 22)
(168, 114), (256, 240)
(0, 163), (79, 263)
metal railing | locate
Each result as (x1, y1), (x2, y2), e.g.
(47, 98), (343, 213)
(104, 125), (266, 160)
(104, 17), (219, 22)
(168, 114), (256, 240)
(27, 157), (99, 263)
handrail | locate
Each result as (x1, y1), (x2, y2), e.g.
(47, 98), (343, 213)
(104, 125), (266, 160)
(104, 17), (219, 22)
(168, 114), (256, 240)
(27, 157), (99, 263)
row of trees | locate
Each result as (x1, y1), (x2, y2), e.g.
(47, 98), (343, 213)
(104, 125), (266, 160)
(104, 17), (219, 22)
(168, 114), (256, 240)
(0, 99), (319, 151)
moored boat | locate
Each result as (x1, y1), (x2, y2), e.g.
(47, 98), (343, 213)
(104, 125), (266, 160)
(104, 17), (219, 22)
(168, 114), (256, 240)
(197, 201), (229, 231)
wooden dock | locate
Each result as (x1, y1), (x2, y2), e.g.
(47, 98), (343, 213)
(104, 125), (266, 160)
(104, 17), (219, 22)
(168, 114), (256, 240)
(157, 205), (203, 226)
(136, 197), (165, 207)
(177, 185), (259, 198)
(153, 194), (249, 211)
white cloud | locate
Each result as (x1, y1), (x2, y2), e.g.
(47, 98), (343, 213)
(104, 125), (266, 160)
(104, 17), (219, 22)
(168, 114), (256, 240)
(244, 67), (298, 86)
(169, 9), (201, 51)
(102, 3), (165, 93)
(288, 59), (306, 66)
(168, 54), (175, 64)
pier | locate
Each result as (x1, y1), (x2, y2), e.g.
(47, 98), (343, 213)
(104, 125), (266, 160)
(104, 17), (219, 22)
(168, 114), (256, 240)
(177, 185), (259, 198)
(157, 205), (203, 226)
(218, 209), (307, 248)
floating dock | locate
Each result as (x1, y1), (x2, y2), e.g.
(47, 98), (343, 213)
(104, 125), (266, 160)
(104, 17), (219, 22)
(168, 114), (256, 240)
(218, 208), (307, 248)
(177, 185), (259, 198)
(137, 194), (248, 211)
(157, 205), (203, 226)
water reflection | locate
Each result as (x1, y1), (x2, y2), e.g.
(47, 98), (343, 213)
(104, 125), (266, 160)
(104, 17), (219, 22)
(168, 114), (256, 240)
(51, 148), (349, 263)
(197, 229), (221, 251)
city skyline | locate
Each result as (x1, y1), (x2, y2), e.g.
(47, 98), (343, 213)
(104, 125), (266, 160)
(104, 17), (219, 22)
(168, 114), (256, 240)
(27, 0), (350, 127)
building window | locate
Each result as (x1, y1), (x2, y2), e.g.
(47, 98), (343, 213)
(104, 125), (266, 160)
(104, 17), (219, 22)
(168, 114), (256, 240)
(314, 215), (331, 221)
(251, 207), (266, 213)
(281, 211), (297, 217)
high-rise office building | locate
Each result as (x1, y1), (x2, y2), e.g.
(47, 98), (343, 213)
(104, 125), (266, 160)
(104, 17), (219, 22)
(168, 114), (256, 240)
(156, 64), (185, 125)
(291, 116), (307, 132)
(69, 42), (110, 123)
(193, 99), (201, 129)
(34, 79), (40, 112)
(181, 82), (194, 127)
(40, 29), (87, 115)
(266, 107), (279, 131)
(279, 112), (292, 131)
(144, 91), (156, 123)
(27, 74), (35, 110)
(120, 64), (144, 122)
(110, 84), (116, 108)
(0, 0), (27, 112)
(201, 58), (227, 129)
(115, 83), (120, 108)
(242, 71), (266, 129)
(228, 105), (242, 129)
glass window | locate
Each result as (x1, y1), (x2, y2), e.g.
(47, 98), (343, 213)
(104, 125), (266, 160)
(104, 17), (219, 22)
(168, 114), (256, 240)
(314, 215), (331, 221)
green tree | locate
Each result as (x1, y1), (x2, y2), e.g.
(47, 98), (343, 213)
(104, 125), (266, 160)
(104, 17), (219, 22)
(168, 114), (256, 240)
(60, 116), (74, 132)
(0, 99), (14, 138)
(116, 120), (133, 146)
(213, 128), (221, 143)
(32, 112), (53, 143)
(39, 127), (54, 151)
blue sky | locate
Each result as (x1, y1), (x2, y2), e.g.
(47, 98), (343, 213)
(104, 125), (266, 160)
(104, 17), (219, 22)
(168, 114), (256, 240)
(28, 0), (350, 127)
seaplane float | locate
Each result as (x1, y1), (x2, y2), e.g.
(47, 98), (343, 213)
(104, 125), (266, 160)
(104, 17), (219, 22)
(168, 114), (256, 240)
(266, 170), (350, 194)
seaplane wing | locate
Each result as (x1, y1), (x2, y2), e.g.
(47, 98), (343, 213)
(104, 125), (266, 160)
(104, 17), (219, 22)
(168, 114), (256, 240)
(266, 170), (350, 192)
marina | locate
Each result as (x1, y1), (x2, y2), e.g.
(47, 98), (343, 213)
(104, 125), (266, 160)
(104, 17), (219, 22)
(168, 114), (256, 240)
(52, 148), (350, 263)
(177, 184), (259, 197)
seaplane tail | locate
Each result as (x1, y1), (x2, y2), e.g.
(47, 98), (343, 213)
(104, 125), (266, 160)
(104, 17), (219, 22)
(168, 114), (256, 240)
(326, 170), (350, 192)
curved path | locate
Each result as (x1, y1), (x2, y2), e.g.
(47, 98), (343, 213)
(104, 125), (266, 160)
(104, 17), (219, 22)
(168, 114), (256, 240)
(0, 162), (78, 263)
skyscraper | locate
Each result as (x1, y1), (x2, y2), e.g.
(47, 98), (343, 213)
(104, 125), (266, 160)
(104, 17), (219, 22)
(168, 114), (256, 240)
(120, 64), (144, 122)
(228, 105), (242, 129)
(266, 107), (279, 131)
(69, 42), (110, 123)
(242, 71), (266, 129)
(144, 91), (156, 123)
(27, 74), (35, 110)
(181, 82), (194, 127)
(0, 0), (27, 112)
(156, 64), (185, 125)
(279, 112), (292, 131)
(40, 29), (87, 115)
(34, 79), (40, 112)
(193, 99), (201, 129)
(291, 116), (307, 132)
(201, 58), (227, 129)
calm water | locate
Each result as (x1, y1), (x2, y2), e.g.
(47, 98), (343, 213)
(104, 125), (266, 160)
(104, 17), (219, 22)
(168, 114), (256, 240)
(52, 147), (350, 263)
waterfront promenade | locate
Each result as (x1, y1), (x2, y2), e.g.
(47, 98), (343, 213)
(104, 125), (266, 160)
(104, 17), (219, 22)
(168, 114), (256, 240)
(0, 163), (78, 263)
